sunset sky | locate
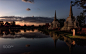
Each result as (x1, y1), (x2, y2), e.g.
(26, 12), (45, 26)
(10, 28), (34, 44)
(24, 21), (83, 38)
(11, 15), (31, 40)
(0, 0), (84, 26)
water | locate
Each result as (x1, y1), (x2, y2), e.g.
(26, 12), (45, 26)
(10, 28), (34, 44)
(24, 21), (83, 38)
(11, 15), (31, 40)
(0, 29), (86, 54)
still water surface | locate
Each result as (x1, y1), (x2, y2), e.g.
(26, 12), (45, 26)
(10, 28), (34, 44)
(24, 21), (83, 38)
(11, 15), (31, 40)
(0, 29), (86, 54)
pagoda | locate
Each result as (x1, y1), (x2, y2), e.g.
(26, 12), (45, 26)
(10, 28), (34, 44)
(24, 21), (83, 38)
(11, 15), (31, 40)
(48, 10), (60, 29)
(61, 3), (79, 31)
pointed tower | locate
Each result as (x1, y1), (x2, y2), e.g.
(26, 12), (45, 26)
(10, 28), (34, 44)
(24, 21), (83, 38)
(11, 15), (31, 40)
(66, 2), (74, 22)
(48, 10), (60, 29)
(61, 2), (79, 31)
(66, 2), (74, 27)
(54, 10), (57, 21)
(69, 3), (73, 18)
(61, 2), (74, 31)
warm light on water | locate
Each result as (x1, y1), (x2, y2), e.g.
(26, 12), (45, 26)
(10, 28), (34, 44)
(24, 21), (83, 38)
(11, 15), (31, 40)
(0, 29), (86, 54)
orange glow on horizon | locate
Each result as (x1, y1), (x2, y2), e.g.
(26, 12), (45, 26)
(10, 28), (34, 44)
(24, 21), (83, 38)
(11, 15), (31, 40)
(15, 21), (45, 26)
(2, 21), (45, 26)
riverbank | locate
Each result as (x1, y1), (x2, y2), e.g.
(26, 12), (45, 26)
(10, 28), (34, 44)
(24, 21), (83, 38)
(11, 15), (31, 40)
(38, 29), (86, 39)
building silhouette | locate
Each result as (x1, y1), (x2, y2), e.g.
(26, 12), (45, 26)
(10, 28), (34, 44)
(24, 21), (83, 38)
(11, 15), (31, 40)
(61, 3), (79, 31)
(48, 10), (60, 29)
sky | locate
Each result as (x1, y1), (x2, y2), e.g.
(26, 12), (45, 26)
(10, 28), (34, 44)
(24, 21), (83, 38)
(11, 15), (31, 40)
(0, 0), (84, 26)
(0, 0), (83, 18)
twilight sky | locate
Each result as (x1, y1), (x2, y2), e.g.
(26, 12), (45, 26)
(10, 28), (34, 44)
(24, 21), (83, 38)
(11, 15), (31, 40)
(0, 0), (84, 26)
(0, 0), (83, 18)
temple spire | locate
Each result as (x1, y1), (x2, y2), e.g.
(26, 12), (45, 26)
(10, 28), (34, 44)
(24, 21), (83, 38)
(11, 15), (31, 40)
(54, 10), (57, 21)
(69, 2), (73, 18)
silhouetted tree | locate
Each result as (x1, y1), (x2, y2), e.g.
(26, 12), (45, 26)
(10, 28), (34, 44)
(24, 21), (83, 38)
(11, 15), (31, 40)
(58, 19), (65, 28)
(77, 12), (85, 27)
(31, 25), (34, 29)
(12, 21), (15, 25)
(24, 24), (26, 27)
(71, 0), (86, 8)
(72, 0), (86, 16)
(5, 22), (10, 27)
(38, 25), (41, 29)
(0, 21), (4, 27)
(71, 0), (86, 26)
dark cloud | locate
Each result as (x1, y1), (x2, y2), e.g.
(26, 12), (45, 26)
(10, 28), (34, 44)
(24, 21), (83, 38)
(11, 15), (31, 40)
(22, 17), (53, 23)
(0, 17), (53, 23)
(0, 17), (22, 21)
(26, 8), (31, 11)
(22, 0), (34, 3)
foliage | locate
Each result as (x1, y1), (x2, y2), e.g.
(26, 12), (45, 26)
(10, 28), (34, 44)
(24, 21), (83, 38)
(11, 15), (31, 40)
(58, 19), (65, 28)
(72, 0), (86, 16)
(77, 12), (85, 26)
(71, 0), (86, 9)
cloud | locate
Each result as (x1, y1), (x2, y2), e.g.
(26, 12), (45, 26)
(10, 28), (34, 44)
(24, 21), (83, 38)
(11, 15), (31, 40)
(26, 8), (31, 11)
(0, 16), (53, 23)
(22, 0), (28, 2)
(0, 17), (22, 21)
(22, 17), (53, 23)
(22, 0), (34, 3)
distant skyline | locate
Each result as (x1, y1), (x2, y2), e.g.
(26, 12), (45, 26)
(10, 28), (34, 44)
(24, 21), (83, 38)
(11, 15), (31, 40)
(0, 17), (54, 26)
(0, 0), (83, 19)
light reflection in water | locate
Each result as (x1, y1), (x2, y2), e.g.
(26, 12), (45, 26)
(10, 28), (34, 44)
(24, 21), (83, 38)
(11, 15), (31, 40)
(0, 29), (86, 54)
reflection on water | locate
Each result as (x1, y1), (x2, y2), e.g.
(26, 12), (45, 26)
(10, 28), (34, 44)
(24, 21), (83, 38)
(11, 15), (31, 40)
(0, 29), (49, 38)
(0, 29), (86, 54)
(49, 31), (76, 54)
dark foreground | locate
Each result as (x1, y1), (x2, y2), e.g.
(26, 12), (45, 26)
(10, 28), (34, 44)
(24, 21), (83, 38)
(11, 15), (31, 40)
(0, 29), (86, 54)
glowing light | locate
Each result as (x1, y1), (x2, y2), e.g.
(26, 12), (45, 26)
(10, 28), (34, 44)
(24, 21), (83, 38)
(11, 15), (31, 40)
(73, 29), (75, 36)
(0, 15), (2, 17)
